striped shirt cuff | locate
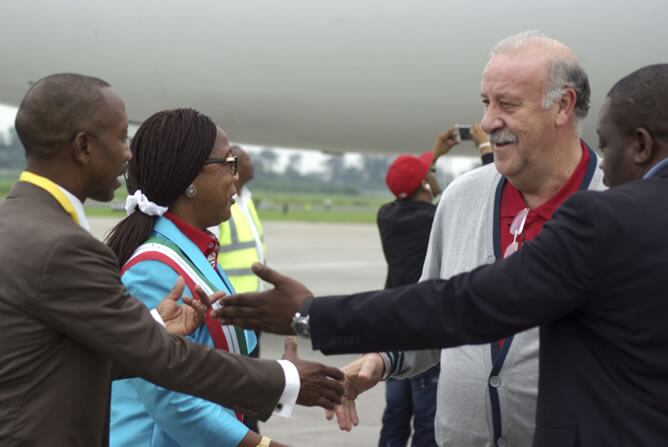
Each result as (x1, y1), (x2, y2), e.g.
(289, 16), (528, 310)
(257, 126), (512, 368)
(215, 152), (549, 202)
(379, 351), (403, 380)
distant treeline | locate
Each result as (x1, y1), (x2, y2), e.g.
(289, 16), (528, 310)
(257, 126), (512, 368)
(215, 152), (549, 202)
(250, 148), (393, 195)
(0, 130), (398, 195)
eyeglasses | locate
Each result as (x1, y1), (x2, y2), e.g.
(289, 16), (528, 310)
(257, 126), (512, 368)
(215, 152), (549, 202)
(503, 207), (529, 258)
(203, 155), (238, 176)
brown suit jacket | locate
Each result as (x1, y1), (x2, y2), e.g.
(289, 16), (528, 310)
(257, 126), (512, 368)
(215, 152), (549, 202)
(0, 182), (285, 446)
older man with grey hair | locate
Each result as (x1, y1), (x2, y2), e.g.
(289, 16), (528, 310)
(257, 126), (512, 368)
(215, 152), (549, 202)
(384, 30), (604, 447)
(325, 31), (606, 447)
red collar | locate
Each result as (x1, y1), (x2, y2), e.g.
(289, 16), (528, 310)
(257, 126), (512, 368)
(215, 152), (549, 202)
(164, 211), (219, 259)
(501, 141), (590, 221)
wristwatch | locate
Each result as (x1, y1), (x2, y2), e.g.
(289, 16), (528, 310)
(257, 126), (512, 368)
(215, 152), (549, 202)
(291, 298), (314, 338)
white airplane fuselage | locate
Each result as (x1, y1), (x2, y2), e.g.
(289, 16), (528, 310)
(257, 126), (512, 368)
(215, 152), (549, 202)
(0, 0), (665, 155)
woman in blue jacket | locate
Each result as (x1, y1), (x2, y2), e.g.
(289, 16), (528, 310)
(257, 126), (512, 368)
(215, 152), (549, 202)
(106, 108), (284, 447)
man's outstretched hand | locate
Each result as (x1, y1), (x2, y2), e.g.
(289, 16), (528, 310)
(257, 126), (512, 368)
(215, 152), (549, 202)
(217, 263), (313, 335)
(325, 353), (385, 431)
(282, 337), (345, 410)
(157, 277), (225, 336)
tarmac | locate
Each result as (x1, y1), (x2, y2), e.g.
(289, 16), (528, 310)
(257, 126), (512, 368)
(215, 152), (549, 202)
(90, 218), (389, 447)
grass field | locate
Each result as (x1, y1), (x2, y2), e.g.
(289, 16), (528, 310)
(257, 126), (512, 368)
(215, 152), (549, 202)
(1, 175), (387, 223)
(0, 176), (16, 196)
(83, 206), (379, 223)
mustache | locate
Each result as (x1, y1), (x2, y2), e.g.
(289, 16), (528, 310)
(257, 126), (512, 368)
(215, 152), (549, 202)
(490, 129), (518, 145)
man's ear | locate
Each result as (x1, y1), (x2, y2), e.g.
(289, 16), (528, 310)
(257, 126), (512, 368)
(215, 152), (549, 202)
(71, 131), (92, 166)
(633, 128), (654, 165)
(555, 87), (577, 127)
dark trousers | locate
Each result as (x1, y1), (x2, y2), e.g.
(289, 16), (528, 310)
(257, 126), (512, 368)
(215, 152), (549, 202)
(378, 364), (439, 447)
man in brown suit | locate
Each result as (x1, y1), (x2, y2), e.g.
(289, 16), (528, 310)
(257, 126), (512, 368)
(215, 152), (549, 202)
(0, 73), (344, 446)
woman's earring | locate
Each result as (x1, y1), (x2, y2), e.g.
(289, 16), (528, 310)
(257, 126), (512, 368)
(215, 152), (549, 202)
(185, 184), (197, 199)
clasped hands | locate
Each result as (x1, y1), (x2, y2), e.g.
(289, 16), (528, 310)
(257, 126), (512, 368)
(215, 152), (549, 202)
(323, 353), (385, 431)
(214, 262), (385, 431)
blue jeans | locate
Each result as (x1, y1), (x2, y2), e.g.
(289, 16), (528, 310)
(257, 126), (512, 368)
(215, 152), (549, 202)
(378, 364), (439, 447)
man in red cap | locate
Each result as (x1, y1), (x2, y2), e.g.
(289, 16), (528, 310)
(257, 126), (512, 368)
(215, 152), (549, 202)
(375, 125), (492, 446)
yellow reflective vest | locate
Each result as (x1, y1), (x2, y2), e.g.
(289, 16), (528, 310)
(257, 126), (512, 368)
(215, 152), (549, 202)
(217, 193), (265, 293)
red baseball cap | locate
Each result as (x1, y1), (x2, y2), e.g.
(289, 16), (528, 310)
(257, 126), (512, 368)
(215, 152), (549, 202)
(418, 152), (434, 167)
(385, 152), (433, 199)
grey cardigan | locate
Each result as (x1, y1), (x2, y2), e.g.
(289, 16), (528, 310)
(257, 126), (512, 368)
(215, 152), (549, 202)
(387, 154), (605, 447)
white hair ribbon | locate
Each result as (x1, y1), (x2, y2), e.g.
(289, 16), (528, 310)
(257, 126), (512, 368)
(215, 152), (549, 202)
(124, 190), (168, 216)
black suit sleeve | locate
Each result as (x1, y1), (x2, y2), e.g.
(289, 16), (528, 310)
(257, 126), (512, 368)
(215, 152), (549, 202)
(310, 191), (599, 354)
(32, 235), (285, 421)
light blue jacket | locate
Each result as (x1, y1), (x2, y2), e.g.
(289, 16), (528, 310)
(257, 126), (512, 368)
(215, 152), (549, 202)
(110, 216), (257, 447)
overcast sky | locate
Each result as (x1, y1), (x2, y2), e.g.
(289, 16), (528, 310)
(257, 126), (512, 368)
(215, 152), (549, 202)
(0, 104), (15, 127)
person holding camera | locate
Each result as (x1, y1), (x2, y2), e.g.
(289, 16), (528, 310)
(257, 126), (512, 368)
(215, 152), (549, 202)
(375, 126), (491, 446)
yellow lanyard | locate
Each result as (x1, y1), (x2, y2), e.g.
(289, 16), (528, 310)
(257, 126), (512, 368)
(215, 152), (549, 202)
(18, 171), (80, 225)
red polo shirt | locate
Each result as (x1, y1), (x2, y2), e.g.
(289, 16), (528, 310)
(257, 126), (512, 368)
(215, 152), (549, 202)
(499, 142), (590, 254)
(164, 211), (220, 266)
(497, 142), (590, 349)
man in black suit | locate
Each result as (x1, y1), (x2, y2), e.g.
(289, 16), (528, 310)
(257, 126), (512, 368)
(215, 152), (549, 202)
(219, 64), (668, 446)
